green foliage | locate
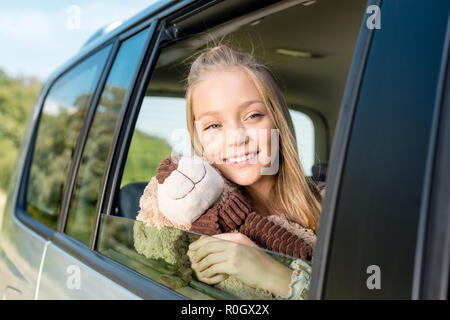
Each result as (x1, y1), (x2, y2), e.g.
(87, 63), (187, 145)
(66, 84), (126, 244)
(121, 130), (173, 188)
(0, 69), (41, 190)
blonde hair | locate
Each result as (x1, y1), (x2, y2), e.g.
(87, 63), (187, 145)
(185, 44), (322, 232)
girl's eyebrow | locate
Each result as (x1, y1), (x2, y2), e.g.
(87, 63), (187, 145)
(197, 100), (264, 120)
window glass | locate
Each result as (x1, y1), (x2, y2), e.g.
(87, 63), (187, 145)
(65, 28), (150, 245)
(27, 46), (111, 230)
(98, 214), (309, 300)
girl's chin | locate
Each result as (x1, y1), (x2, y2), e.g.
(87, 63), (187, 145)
(221, 166), (261, 186)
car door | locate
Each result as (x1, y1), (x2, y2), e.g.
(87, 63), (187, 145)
(309, 0), (450, 299)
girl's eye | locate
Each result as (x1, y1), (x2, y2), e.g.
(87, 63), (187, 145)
(248, 113), (263, 120)
(204, 123), (221, 131)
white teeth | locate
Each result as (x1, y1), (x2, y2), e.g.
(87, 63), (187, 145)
(227, 152), (257, 163)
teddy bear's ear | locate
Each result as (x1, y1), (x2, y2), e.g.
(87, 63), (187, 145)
(156, 156), (180, 184)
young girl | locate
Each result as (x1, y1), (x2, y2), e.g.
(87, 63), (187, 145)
(185, 44), (323, 299)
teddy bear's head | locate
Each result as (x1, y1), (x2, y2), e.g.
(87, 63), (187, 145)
(156, 156), (225, 225)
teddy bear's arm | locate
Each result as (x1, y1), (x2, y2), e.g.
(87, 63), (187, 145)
(190, 191), (253, 235)
(189, 203), (221, 235)
(217, 192), (252, 232)
(239, 212), (313, 261)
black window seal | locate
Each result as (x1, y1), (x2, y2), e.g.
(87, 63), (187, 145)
(57, 40), (119, 234)
(88, 21), (159, 250)
(308, 0), (382, 300)
(413, 13), (450, 300)
(14, 38), (118, 240)
(95, 20), (171, 231)
(59, 21), (159, 238)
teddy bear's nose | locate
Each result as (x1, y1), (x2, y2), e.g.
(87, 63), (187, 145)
(157, 157), (207, 200)
(162, 170), (196, 199)
(176, 157), (206, 184)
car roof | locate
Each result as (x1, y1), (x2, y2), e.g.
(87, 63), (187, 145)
(44, 0), (177, 85)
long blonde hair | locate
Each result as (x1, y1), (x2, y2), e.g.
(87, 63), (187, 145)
(185, 44), (322, 232)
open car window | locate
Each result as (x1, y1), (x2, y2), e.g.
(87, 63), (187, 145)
(97, 214), (312, 300)
(98, 0), (364, 300)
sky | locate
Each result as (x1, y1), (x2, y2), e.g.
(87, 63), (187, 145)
(0, 0), (161, 81)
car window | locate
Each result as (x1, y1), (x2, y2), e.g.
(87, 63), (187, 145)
(100, 30), (317, 301)
(64, 28), (151, 245)
(97, 0), (364, 300)
(27, 46), (111, 230)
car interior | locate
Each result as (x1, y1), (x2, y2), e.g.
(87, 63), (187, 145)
(115, 0), (366, 219)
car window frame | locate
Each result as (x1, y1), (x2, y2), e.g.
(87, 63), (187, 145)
(94, 0), (362, 300)
(413, 16), (450, 300)
(308, 0), (382, 299)
(15, 39), (117, 238)
(60, 22), (156, 248)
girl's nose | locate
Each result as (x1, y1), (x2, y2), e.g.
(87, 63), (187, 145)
(226, 127), (249, 148)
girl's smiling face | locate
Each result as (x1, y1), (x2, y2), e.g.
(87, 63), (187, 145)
(192, 67), (276, 186)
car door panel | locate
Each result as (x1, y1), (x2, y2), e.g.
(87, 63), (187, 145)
(36, 242), (139, 299)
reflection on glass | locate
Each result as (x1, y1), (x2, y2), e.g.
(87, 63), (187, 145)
(27, 46), (111, 230)
(97, 214), (311, 300)
(66, 28), (150, 245)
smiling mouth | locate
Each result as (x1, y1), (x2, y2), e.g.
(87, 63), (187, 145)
(224, 151), (259, 165)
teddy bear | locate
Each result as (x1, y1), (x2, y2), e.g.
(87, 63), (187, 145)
(133, 155), (317, 299)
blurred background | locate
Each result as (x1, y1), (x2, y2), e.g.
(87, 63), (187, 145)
(0, 0), (160, 213)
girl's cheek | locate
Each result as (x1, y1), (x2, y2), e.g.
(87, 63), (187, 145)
(247, 128), (272, 167)
(202, 132), (224, 164)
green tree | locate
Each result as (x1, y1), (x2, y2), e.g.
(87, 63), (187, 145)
(0, 69), (41, 190)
